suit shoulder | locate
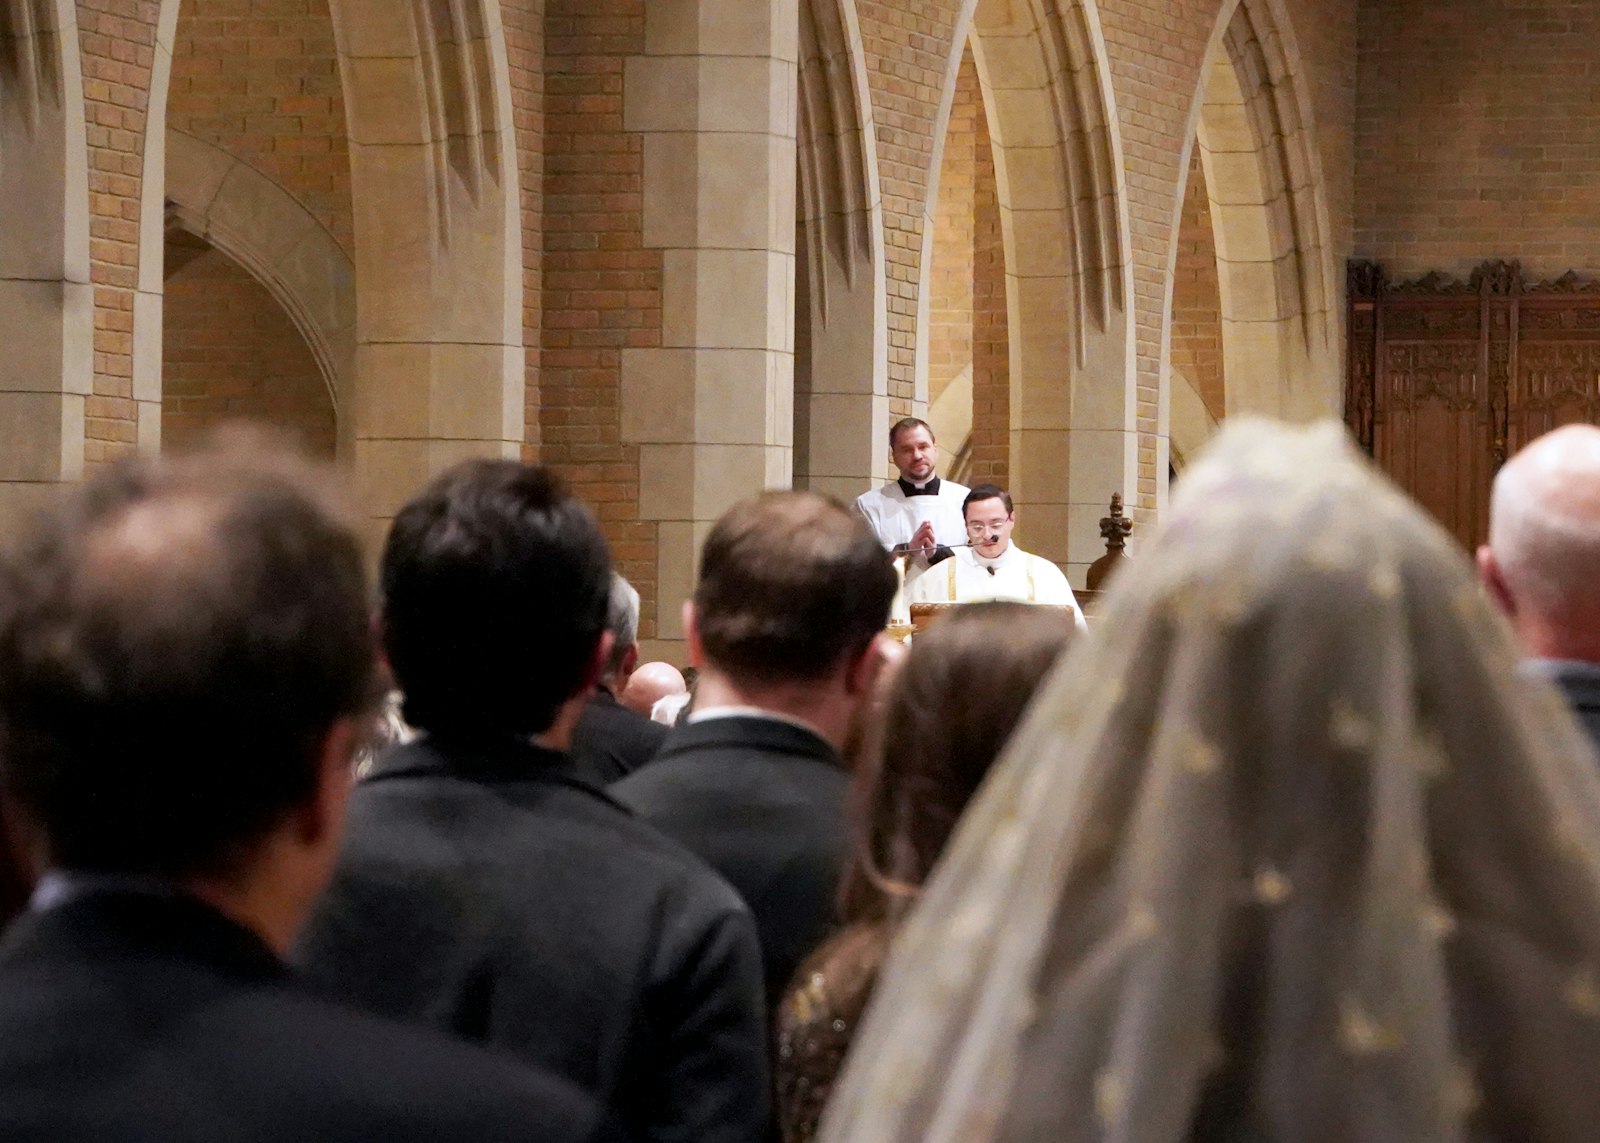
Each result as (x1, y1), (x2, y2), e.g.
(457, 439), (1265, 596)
(269, 995), (620, 1142)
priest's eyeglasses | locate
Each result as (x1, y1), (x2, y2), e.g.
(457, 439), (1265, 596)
(965, 517), (1011, 535)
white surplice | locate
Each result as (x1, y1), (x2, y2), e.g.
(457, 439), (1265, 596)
(906, 543), (1087, 631)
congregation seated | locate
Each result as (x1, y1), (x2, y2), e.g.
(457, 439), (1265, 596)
(819, 419), (1600, 1143)
(0, 441), (619, 1143)
(1479, 423), (1600, 753)
(775, 602), (1075, 1143)
(612, 491), (899, 1008)
(569, 573), (668, 784)
(905, 483), (1087, 630)
(294, 460), (768, 1143)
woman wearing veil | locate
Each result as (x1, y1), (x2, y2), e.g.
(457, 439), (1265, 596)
(819, 419), (1600, 1143)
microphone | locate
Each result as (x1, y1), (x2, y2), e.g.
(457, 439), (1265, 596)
(887, 537), (998, 555)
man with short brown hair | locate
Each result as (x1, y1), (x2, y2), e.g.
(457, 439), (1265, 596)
(613, 491), (898, 1002)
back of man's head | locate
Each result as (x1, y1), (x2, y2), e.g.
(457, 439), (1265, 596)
(1486, 424), (1600, 657)
(381, 460), (612, 739)
(694, 492), (896, 686)
(0, 440), (374, 880)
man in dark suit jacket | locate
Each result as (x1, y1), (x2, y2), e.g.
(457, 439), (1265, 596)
(296, 460), (769, 1143)
(613, 492), (898, 1002)
(1479, 424), (1600, 754)
(0, 443), (616, 1142)
(570, 572), (668, 783)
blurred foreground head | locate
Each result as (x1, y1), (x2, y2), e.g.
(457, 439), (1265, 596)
(0, 434), (374, 884)
(822, 419), (1600, 1143)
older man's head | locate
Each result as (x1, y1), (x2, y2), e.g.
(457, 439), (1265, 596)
(1479, 424), (1600, 661)
(620, 661), (685, 717)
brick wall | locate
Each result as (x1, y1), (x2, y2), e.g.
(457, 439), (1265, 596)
(1356, 0), (1600, 278)
(167, 0), (353, 254)
(856, 0), (967, 416)
(78, 0), (162, 464)
(926, 52), (976, 414)
(161, 238), (335, 458)
(1171, 149), (1225, 422)
(502, 0), (545, 456)
(968, 86), (1008, 488)
(540, 0), (660, 638)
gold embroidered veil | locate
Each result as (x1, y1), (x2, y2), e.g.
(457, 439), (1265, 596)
(819, 419), (1600, 1143)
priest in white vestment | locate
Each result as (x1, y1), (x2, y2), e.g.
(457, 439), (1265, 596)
(854, 418), (970, 571)
(906, 484), (1088, 631)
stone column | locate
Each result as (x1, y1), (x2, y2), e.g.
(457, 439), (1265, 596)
(0, 0), (90, 522)
(334, 1), (526, 552)
(622, 0), (798, 653)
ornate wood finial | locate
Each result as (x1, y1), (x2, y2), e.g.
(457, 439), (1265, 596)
(1099, 493), (1131, 551)
(1347, 260), (1386, 300)
(1086, 493), (1133, 591)
(1470, 259), (1522, 297)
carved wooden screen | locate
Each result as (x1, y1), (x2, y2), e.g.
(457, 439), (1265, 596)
(1347, 260), (1600, 550)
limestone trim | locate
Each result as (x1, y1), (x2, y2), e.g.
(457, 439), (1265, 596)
(0, 0), (90, 509)
(1169, 366), (1219, 470)
(331, 0), (526, 542)
(622, 0), (800, 649)
(1178, 0), (1339, 425)
(164, 130), (355, 430)
(794, 0), (890, 498)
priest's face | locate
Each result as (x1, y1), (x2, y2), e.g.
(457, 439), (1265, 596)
(964, 497), (1014, 559)
(891, 425), (937, 483)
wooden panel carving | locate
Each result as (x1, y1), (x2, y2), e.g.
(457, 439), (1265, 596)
(1347, 260), (1600, 550)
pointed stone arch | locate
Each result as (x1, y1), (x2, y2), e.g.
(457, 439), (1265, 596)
(330, 0), (525, 546)
(0, 0), (90, 516)
(1176, 0), (1339, 428)
(921, 0), (1133, 582)
(793, 0), (888, 503)
(163, 130), (356, 438)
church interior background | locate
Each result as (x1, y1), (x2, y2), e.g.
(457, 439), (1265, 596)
(2, 0), (1596, 658)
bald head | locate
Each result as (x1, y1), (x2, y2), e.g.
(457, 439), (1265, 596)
(1481, 424), (1600, 659)
(619, 661), (686, 717)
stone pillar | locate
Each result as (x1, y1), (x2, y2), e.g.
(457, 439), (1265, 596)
(622, 0), (799, 652)
(0, 0), (90, 522)
(334, 1), (526, 551)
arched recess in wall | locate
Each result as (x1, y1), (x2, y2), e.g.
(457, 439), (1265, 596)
(1181, 0), (1339, 423)
(0, 0), (91, 513)
(329, 0), (524, 542)
(164, 130), (355, 437)
(793, 0), (888, 502)
(922, 0), (1132, 580)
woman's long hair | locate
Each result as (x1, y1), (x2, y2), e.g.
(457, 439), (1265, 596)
(841, 601), (1074, 924)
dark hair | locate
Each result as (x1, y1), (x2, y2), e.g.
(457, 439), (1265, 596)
(963, 483), (1014, 518)
(381, 460), (611, 738)
(889, 417), (934, 449)
(842, 602), (1073, 922)
(694, 492), (897, 686)
(0, 439), (375, 879)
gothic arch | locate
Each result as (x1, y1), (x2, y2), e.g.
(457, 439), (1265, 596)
(164, 130), (355, 428)
(1177, 0), (1339, 425)
(794, 0), (888, 502)
(329, 0), (525, 541)
(921, 0), (1133, 580)
(0, 0), (90, 512)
